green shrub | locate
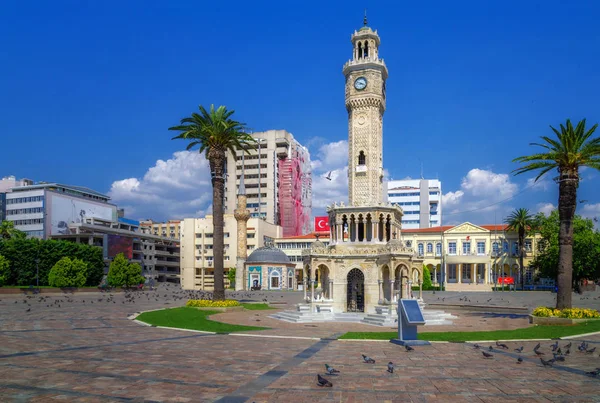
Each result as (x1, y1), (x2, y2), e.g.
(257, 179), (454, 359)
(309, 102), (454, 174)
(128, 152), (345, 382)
(107, 254), (145, 287)
(48, 257), (88, 287)
(0, 254), (9, 286)
(422, 266), (433, 290)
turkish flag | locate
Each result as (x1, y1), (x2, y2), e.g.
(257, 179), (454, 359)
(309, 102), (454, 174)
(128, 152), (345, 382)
(315, 216), (330, 231)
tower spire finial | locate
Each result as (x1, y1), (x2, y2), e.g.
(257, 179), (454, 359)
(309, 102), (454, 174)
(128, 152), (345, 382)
(363, 9), (367, 26)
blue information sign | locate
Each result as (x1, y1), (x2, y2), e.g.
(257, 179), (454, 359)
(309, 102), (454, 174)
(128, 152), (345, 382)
(400, 299), (425, 324)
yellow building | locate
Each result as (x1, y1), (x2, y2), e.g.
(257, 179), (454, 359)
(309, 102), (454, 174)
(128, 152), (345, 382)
(140, 219), (182, 240)
(402, 222), (541, 291)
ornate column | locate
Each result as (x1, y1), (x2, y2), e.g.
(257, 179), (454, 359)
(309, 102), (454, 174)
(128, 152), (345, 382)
(378, 279), (383, 304)
(419, 279), (423, 299)
(311, 279), (315, 302)
(303, 277), (307, 302)
(458, 264), (462, 283)
(329, 279), (334, 300)
(389, 279), (395, 305)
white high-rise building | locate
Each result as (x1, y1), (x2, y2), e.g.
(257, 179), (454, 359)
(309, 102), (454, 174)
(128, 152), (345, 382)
(223, 130), (312, 237)
(387, 179), (442, 229)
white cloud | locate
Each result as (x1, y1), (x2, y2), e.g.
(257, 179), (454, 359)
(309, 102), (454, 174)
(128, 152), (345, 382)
(109, 151), (213, 221)
(536, 202), (556, 216)
(309, 140), (349, 213)
(441, 168), (519, 224)
(526, 177), (551, 191)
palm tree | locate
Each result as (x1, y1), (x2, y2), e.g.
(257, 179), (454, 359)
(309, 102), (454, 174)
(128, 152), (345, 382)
(504, 208), (534, 291)
(513, 119), (600, 309)
(0, 220), (26, 240)
(170, 105), (255, 300)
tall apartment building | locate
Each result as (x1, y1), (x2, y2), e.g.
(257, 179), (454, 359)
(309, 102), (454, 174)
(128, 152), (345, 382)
(387, 179), (442, 229)
(223, 130), (312, 237)
(0, 175), (34, 222)
(5, 182), (117, 238)
(179, 215), (282, 290)
(139, 219), (182, 239)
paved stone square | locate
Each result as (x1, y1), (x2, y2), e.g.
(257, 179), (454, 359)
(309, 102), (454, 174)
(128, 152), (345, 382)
(0, 286), (599, 402)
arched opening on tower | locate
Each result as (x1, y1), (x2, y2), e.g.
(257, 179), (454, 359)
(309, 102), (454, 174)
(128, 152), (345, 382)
(349, 214), (356, 242)
(358, 151), (366, 165)
(378, 214), (384, 242)
(364, 41), (369, 58)
(385, 215), (391, 242)
(357, 42), (363, 59)
(366, 214), (372, 241)
(342, 215), (348, 242)
(357, 214), (364, 242)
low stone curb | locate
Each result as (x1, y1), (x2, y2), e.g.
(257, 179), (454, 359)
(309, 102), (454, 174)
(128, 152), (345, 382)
(529, 315), (600, 325)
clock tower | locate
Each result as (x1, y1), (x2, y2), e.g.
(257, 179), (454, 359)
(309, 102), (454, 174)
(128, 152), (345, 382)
(343, 17), (388, 207)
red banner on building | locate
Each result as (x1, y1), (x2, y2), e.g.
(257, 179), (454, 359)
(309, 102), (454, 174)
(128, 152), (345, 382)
(314, 216), (330, 232)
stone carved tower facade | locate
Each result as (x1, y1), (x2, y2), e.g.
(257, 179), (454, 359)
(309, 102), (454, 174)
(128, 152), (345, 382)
(342, 21), (388, 207)
(234, 165), (250, 291)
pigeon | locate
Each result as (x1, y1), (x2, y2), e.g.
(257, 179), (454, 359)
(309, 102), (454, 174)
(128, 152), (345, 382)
(362, 354), (375, 364)
(514, 346), (524, 353)
(551, 341), (559, 351)
(473, 344), (481, 349)
(325, 364), (339, 375)
(387, 362), (394, 373)
(564, 342), (572, 349)
(556, 348), (562, 355)
(540, 358), (554, 367)
(564, 348), (570, 356)
(26, 308), (30, 312)
(552, 354), (565, 362)
(488, 346), (494, 352)
(517, 357), (523, 364)
(482, 351), (493, 358)
(405, 345), (414, 352)
(585, 370), (599, 377)
(534, 349), (545, 356)
(317, 374), (332, 387)
(496, 342), (509, 350)
(325, 171), (332, 181)
(533, 343), (541, 351)
(586, 347), (596, 354)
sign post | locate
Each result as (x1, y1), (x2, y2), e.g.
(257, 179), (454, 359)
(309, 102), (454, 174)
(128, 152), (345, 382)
(390, 299), (430, 346)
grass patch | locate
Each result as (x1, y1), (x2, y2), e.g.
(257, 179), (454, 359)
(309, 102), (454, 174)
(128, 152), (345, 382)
(136, 307), (268, 333)
(241, 303), (273, 310)
(340, 320), (600, 341)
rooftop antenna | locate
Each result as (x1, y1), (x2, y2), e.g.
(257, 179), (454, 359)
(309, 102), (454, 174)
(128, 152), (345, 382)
(363, 9), (368, 26)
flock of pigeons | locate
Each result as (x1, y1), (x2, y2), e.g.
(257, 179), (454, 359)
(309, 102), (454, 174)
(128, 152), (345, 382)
(475, 340), (600, 377)
(317, 345), (416, 387)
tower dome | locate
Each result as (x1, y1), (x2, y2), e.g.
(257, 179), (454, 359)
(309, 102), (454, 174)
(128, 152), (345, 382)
(246, 245), (291, 264)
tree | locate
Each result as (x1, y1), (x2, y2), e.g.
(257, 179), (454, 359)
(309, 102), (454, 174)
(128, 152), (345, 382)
(531, 211), (600, 287)
(227, 267), (236, 289)
(48, 257), (88, 287)
(422, 266), (433, 290)
(504, 208), (534, 290)
(0, 220), (26, 240)
(0, 254), (9, 286)
(513, 119), (600, 308)
(170, 104), (255, 300)
(107, 253), (145, 287)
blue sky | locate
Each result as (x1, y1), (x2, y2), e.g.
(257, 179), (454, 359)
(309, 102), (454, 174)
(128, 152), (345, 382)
(1, 0), (599, 225)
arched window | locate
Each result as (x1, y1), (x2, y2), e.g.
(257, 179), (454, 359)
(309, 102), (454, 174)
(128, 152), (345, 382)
(426, 243), (433, 253)
(358, 151), (366, 165)
(357, 42), (363, 59)
(436, 243), (442, 256)
(287, 269), (294, 290)
(418, 243), (424, 256)
(364, 41), (369, 58)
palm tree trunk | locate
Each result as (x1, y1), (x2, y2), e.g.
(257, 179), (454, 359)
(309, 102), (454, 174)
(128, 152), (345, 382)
(556, 169), (578, 309)
(519, 229), (525, 291)
(209, 149), (226, 301)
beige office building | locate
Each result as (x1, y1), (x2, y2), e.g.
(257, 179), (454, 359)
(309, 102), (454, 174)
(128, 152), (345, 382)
(140, 219), (182, 240)
(179, 215), (282, 290)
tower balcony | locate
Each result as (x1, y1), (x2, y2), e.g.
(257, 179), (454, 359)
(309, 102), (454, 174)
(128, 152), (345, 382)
(342, 57), (388, 79)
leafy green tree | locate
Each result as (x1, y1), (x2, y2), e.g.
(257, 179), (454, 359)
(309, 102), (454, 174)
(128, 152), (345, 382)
(513, 119), (600, 308)
(0, 254), (9, 286)
(107, 253), (129, 286)
(48, 257), (88, 287)
(531, 211), (600, 288)
(125, 262), (145, 287)
(0, 220), (26, 240)
(227, 267), (236, 289)
(422, 266), (433, 290)
(505, 208), (535, 290)
(170, 104), (255, 300)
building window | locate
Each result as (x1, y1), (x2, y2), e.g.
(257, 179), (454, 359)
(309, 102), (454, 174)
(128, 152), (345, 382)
(358, 151), (366, 165)
(524, 239), (532, 252)
(205, 233), (213, 238)
(492, 242), (499, 255)
(462, 241), (471, 255)
(195, 234), (202, 238)
(512, 242), (519, 256)
(436, 243), (441, 256)
(448, 242), (457, 255)
(448, 264), (457, 280)
(418, 243), (424, 255)
(477, 241), (485, 255)
(426, 243), (433, 253)
(503, 241), (509, 252)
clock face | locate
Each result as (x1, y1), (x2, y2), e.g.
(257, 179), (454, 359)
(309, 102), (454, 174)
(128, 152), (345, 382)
(354, 76), (367, 90)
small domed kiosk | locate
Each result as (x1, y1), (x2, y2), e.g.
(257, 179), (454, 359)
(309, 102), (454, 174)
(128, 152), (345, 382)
(245, 245), (296, 291)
